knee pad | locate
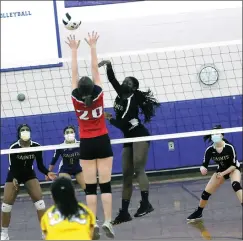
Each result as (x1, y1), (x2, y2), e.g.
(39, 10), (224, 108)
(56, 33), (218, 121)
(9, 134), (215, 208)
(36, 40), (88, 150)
(1, 203), (12, 213)
(232, 181), (242, 192)
(85, 183), (97, 195)
(201, 190), (211, 200)
(34, 200), (46, 211)
(99, 182), (112, 194)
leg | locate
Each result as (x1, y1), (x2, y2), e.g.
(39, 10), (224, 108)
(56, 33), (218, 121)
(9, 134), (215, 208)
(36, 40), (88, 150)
(1, 182), (18, 240)
(24, 179), (46, 223)
(80, 159), (98, 218)
(75, 172), (86, 191)
(229, 169), (242, 204)
(187, 173), (225, 221)
(97, 157), (113, 222)
(97, 156), (115, 238)
(133, 142), (154, 217)
(112, 147), (134, 225)
(59, 173), (72, 178)
(133, 141), (149, 195)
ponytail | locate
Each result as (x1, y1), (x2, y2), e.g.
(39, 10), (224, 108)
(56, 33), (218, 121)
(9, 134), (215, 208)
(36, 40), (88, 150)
(134, 89), (160, 123)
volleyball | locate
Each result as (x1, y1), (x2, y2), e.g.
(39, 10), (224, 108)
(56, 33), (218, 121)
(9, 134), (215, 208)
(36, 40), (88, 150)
(62, 13), (81, 31)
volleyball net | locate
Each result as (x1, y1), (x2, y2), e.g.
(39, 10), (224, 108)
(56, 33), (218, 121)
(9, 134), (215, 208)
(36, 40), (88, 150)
(0, 40), (242, 185)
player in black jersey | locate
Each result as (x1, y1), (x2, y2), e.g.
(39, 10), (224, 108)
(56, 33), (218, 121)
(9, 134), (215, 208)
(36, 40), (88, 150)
(99, 60), (160, 225)
(1, 124), (56, 240)
(187, 125), (242, 221)
(47, 126), (85, 190)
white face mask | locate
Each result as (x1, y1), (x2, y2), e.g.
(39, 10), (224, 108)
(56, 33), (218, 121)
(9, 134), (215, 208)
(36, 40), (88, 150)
(211, 134), (222, 143)
(65, 133), (75, 142)
(20, 131), (31, 141)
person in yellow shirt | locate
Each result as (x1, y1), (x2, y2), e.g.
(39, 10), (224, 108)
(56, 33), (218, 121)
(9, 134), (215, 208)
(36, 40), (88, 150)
(41, 177), (95, 240)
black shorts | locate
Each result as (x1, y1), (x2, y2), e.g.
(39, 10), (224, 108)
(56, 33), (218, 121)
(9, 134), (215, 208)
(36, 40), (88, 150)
(59, 163), (82, 176)
(216, 166), (241, 180)
(80, 134), (113, 160)
(6, 170), (37, 184)
(124, 125), (150, 148)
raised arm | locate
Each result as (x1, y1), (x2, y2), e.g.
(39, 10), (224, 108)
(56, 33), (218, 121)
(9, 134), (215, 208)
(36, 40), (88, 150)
(99, 60), (121, 95)
(65, 35), (81, 90)
(85, 32), (102, 87)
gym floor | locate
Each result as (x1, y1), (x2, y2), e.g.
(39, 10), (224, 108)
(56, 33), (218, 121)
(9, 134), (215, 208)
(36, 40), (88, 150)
(5, 178), (242, 240)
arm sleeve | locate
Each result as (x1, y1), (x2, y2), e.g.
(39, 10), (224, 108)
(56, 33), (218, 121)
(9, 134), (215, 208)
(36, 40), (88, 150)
(9, 153), (20, 180)
(50, 149), (61, 165)
(202, 147), (212, 168)
(35, 151), (49, 175)
(229, 145), (237, 167)
(106, 64), (121, 95)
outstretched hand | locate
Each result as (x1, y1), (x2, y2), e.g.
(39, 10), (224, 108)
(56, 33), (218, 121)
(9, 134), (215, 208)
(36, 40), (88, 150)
(65, 35), (80, 50)
(98, 60), (111, 68)
(85, 31), (99, 48)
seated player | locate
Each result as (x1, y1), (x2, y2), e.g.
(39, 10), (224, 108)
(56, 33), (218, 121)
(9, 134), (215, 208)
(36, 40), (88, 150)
(41, 177), (95, 240)
(99, 60), (160, 225)
(1, 124), (56, 240)
(187, 125), (242, 221)
(47, 126), (85, 191)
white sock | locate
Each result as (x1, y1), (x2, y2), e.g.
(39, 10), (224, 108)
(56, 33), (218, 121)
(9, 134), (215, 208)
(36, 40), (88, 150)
(1, 227), (8, 234)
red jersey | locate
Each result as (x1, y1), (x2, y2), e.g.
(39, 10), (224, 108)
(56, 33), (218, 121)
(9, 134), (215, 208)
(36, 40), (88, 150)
(71, 85), (108, 139)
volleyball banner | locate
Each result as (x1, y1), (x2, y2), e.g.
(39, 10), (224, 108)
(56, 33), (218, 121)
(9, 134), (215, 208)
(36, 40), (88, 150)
(64, 0), (144, 8)
(0, 0), (61, 72)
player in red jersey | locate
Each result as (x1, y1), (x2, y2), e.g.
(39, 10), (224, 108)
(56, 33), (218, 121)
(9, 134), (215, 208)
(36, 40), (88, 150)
(66, 32), (114, 240)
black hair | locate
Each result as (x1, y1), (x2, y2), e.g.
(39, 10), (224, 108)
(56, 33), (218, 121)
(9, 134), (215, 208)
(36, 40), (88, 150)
(78, 76), (94, 96)
(51, 177), (86, 219)
(17, 124), (31, 139)
(128, 77), (160, 123)
(203, 125), (229, 143)
(63, 125), (75, 134)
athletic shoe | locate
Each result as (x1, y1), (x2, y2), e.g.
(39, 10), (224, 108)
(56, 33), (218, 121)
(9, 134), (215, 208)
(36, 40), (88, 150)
(41, 232), (45, 240)
(96, 216), (99, 222)
(134, 201), (154, 217)
(187, 209), (203, 221)
(111, 209), (132, 225)
(1, 232), (9, 240)
(102, 221), (115, 239)
(93, 223), (100, 240)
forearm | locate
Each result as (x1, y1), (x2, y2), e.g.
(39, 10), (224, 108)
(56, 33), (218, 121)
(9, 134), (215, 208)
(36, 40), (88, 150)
(48, 165), (54, 172)
(222, 166), (236, 176)
(91, 47), (99, 77)
(72, 49), (78, 89)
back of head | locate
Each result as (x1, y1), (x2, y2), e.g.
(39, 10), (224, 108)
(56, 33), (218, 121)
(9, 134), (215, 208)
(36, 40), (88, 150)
(51, 177), (79, 219)
(78, 76), (94, 107)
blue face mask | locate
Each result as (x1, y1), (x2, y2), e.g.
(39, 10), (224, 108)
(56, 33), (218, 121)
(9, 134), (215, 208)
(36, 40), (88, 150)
(211, 134), (222, 143)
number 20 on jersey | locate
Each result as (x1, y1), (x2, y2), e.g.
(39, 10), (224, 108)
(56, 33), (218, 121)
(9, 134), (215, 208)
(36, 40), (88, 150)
(77, 106), (103, 120)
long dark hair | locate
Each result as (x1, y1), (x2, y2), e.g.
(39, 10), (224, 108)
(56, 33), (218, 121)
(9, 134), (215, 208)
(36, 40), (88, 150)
(203, 125), (229, 143)
(51, 177), (86, 219)
(129, 77), (160, 123)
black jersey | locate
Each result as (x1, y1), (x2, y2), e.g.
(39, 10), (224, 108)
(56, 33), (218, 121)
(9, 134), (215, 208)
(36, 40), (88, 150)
(106, 64), (149, 138)
(202, 142), (240, 170)
(8, 140), (49, 180)
(51, 141), (80, 166)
